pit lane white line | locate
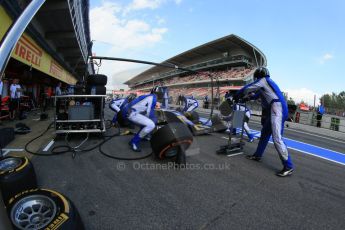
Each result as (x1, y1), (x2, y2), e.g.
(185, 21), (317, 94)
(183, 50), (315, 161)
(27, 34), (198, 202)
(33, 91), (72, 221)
(221, 134), (345, 166)
(1, 148), (24, 156)
(226, 152), (244, 157)
(43, 140), (55, 152)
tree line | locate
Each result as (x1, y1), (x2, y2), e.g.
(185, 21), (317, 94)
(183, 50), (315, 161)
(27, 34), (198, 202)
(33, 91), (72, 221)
(320, 91), (345, 110)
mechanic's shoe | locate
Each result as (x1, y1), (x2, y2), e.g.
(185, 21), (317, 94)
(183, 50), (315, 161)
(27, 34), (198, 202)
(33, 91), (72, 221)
(246, 154), (261, 161)
(129, 134), (141, 152)
(129, 142), (141, 152)
(248, 134), (254, 143)
(276, 167), (294, 177)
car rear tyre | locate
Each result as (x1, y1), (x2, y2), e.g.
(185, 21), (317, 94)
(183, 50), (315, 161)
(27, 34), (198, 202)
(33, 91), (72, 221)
(150, 122), (193, 160)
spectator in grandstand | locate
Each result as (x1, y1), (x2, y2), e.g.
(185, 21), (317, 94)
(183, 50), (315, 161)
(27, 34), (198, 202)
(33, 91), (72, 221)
(235, 67), (293, 177)
(317, 103), (325, 128)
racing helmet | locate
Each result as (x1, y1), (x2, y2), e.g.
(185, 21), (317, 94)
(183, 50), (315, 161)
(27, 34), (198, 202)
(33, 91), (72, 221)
(253, 67), (270, 80)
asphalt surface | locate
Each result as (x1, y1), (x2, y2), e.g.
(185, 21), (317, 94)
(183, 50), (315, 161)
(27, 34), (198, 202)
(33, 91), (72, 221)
(30, 108), (345, 230)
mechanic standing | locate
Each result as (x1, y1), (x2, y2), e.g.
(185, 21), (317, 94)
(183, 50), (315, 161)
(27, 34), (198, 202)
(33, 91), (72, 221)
(122, 93), (157, 152)
(316, 103), (325, 128)
(235, 67), (293, 177)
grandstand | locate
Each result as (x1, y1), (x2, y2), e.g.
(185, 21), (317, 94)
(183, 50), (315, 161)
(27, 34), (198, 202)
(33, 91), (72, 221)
(124, 34), (266, 101)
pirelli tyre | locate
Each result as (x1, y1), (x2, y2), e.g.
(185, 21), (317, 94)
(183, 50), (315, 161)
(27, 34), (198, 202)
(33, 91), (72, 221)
(211, 114), (227, 132)
(0, 156), (37, 206)
(184, 111), (199, 124)
(7, 188), (84, 230)
(87, 74), (108, 86)
(86, 86), (107, 95)
(0, 190), (12, 230)
(150, 122), (193, 160)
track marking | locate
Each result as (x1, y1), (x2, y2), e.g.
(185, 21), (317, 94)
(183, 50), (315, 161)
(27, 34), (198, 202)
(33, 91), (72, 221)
(1, 148), (24, 156)
(220, 131), (345, 166)
(43, 140), (55, 152)
(287, 147), (345, 167)
(227, 152), (243, 157)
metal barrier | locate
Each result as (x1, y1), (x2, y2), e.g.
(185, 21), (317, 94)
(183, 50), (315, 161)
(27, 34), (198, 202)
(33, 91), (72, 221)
(246, 101), (345, 133)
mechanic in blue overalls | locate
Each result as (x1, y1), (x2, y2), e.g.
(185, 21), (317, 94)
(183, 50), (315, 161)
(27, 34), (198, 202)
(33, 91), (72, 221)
(109, 94), (136, 124)
(235, 67), (294, 177)
(121, 93), (157, 152)
(182, 95), (199, 112)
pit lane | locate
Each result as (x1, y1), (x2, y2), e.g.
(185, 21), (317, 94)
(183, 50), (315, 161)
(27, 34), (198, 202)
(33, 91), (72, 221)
(30, 108), (345, 230)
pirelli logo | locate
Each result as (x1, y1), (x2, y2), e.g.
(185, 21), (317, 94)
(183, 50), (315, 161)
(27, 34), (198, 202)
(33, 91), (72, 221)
(14, 35), (42, 66)
(45, 213), (69, 230)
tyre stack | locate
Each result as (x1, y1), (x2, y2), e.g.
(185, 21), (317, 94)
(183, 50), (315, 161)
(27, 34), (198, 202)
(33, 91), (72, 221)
(86, 74), (107, 95)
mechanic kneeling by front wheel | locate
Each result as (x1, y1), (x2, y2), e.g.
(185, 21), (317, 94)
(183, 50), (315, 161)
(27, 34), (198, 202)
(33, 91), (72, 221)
(7, 188), (84, 230)
(150, 122), (193, 165)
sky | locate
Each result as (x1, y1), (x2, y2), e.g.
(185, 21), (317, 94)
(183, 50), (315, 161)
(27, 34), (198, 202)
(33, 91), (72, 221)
(89, 0), (345, 105)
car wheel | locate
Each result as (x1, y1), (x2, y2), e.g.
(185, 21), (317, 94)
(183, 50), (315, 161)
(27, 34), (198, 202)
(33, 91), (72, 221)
(184, 111), (199, 124)
(7, 188), (84, 230)
(150, 122), (193, 160)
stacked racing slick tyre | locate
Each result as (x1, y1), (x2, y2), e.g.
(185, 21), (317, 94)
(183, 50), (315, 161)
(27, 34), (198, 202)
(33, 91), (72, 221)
(0, 156), (37, 206)
(151, 122), (193, 164)
(7, 188), (84, 230)
(86, 86), (106, 95)
(87, 74), (107, 86)
(86, 74), (107, 95)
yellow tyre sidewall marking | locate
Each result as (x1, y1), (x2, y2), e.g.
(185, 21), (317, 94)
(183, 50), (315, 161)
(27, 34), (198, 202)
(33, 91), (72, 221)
(42, 189), (70, 213)
(15, 157), (29, 172)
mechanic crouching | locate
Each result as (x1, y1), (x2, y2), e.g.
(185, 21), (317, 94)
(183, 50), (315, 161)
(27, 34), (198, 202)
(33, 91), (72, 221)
(121, 93), (157, 152)
(182, 95), (198, 112)
(109, 94), (136, 125)
(235, 67), (294, 177)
